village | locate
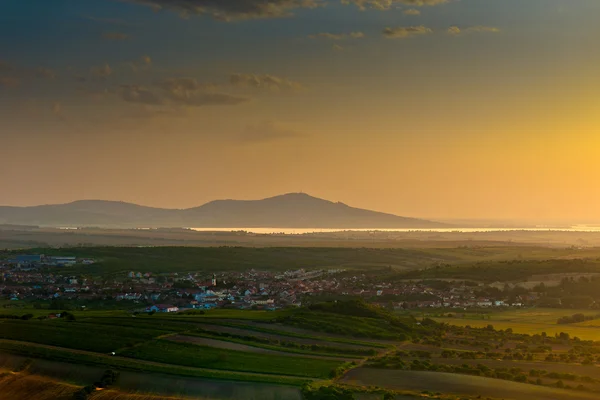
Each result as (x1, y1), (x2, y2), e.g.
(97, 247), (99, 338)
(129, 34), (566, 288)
(0, 254), (537, 313)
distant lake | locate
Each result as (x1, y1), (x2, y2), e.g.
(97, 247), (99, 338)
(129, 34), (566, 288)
(187, 226), (600, 234)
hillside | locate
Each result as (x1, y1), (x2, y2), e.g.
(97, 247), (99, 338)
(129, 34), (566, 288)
(0, 193), (447, 229)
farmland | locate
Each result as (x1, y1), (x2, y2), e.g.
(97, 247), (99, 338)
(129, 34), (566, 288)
(432, 308), (600, 341)
(342, 369), (599, 400)
(2, 298), (600, 399)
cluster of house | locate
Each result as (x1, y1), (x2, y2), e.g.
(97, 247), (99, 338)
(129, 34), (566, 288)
(0, 255), (536, 311)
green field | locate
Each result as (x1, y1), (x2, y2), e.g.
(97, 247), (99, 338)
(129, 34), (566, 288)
(0, 320), (168, 352)
(0, 340), (310, 386)
(433, 308), (600, 340)
(120, 339), (342, 378)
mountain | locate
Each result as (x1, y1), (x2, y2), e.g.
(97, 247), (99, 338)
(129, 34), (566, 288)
(0, 193), (448, 229)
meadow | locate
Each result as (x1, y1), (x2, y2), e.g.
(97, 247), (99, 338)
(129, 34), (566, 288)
(433, 308), (600, 341)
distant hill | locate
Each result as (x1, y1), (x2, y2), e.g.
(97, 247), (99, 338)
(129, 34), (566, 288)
(0, 193), (449, 229)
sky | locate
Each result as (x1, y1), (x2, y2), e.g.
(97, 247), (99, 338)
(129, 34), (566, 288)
(1, 0), (599, 223)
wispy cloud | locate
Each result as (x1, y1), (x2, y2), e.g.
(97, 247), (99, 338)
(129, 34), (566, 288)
(448, 25), (501, 35)
(118, 77), (249, 107)
(403, 8), (421, 15)
(230, 73), (305, 92)
(383, 25), (433, 38)
(309, 31), (365, 40)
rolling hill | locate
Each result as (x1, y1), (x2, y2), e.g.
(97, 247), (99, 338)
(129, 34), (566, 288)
(0, 193), (448, 229)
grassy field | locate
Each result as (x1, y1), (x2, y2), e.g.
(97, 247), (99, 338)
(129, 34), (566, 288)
(433, 308), (600, 340)
(119, 339), (342, 378)
(0, 320), (168, 353)
(343, 368), (600, 400)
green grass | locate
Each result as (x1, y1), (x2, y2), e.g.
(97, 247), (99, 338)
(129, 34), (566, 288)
(0, 320), (167, 352)
(119, 339), (343, 379)
(0, 341), (310, 386)
(183, 331), (366, 359)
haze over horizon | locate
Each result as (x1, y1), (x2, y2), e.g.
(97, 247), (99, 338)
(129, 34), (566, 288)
(2, 1), (599, 223)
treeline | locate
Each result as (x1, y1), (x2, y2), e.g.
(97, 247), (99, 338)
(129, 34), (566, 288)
(394, 259), (600, 283)
(0, 314), (34, 320)
(74, 370), (119, 400)
(557, 313), (596, 324)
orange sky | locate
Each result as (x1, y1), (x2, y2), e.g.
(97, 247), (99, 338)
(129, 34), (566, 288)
(1, 0), (599, 222)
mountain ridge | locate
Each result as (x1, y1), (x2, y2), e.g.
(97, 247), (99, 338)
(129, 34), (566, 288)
(0, 193), (449, 229)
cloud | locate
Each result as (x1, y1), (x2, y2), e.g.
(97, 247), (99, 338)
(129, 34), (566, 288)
(241, 120), (304, 142)
(123, 0), (324, 21)
(382, 25), (433, 38)
(332, 43), (344, 51)
(118, 78), (249, 107)
(103, 32), (130, 40)
(119, 85), (165, 105)
(403, 8), (421, 15)
(447, 25), (500, 35)
(309, 31), (365, 40)
(157, 77), (248, 106)
(175, 92), (249, 106)
(342, 0), (448, 11)
(0, 76), (20, 88)
(91, 63), (113, 78)
(230, 73), (305, 92)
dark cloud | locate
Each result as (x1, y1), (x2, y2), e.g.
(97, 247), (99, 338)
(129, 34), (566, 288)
(383, 25), (432, 38)
(123, 0), (323, 21)
(343, 0), (448, 10)
(103, 32), (130, 40)
(230, 73), (305, 92)
(241, 120), (304, 142)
